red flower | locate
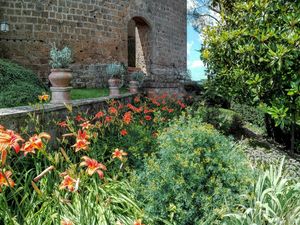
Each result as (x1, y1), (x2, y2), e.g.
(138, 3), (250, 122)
(123, 111), (132, 125)
(94, 111), (104, 119)
(168, 108), (174, 113)
(80, 156), (107, 179)
(0, 170), (15, 192)
(105, 116), (112, 124)
(162, 106), (168, 111)
(177, 100), (186, 109)
(75, 115), (85, 122)
(112, 148), (128, 161)
(134, 96), (140, 103)
(144, 115), (152, 121)
(58, 121), (68, 128)
(120, 129), (128, 136)
(108, 107), (118, 115)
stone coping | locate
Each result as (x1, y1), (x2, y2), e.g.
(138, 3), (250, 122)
(0, 93), (135, 117)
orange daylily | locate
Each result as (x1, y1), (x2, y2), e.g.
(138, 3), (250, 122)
(94, 111), (104, 119)
(133, 219), (145, 225)
(123, 111), (132, 125)
(61, 218), (74, 225)
(144, 115), (152, 121)
(112, 148), (128, 161)
(38, 94), (49, 102)
(80, 156), (107, 179)
(120, 129), (128, 136)
(0, 170), (15, 191)
(72, 130), (90, 152)
(0, 129), (24, 165)
(75, 115), (85, 122)
(108, 107), (118, 115)
(79, 121), (92, 130)
(58, 121), (68, 128)
(59, 175), (78, 192)
(21, 132), (51, 155)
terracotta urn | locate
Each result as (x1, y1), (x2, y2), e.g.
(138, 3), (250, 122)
(49, 69), (73, 87)
(129, 80), (139, 94)
(108, 78), (121, 97)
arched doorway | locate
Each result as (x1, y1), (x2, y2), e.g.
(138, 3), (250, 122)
(127, 17), (151, 75)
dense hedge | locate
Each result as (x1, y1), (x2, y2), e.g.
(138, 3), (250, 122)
(0, 59), (48, 108)
(134, 114), (253, 224)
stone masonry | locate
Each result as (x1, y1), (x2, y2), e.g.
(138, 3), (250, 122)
(0, 0), (187, 93)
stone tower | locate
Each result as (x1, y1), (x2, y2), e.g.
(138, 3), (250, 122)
(0, 0), (187, 94)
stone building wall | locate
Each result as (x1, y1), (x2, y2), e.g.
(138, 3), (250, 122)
(0, 0), (187, 89)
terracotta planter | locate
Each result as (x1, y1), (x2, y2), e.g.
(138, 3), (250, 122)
(49, 69), (72, 87)
(129, 80), (139, 94)
(108, 78), (121, 97)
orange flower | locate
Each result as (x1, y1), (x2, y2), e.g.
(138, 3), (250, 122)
(58, 121), (68, 128)
(133, 219), (145, 225)
(144, 115), (152, 121)
(59, 175), (78, 192)
(0, 129), (24, 165)
(162, 106), (168, 111)
(123, 111), (132, 125)
(168, 108), (174, 113)
(134, 96), (140, 103)
(0, 170), (15, 191)
(105, 116), (112, 124)
(21, 132), (51, 155)
(61, 218), (74, 225)
(94, 111), (104, 119)
(72, 130), (90, 152)
(75, 115), (85, 122)
(108, 107), (118, 115)
(112, 148), (128, 161)
(38, 94), (49, 102)
(80, 156), (107, 179)
(177, 100), (186, 109)
(79, 121), (92, 130)
(120, 129), (128, 136)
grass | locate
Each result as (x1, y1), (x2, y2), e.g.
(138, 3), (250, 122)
(71, 88), (129, 100)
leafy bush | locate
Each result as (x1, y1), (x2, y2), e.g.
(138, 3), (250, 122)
(226, 159), (300, 225)
(0, 59), (48, 108)
(134, 114), (253, 224)
(231, 103), (265, 129)
(196, 107), (244, 137)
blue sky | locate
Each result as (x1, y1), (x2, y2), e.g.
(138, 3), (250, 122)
(187, 24), (206, 81)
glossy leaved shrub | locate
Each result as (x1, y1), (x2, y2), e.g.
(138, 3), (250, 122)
(134, 114), (253, 224)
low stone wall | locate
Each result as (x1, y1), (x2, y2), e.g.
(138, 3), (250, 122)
(0, 93), (135, 135)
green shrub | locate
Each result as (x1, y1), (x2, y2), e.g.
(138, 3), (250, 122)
(0, 59), (48, 108)
(225, 159), (300, 225)
(231, 103), (265, 129)
(134, 115), (253, 224)
(196, 107), (244, 137)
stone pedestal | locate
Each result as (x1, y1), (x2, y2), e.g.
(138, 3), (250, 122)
(129, 81), (139, 94)
(50, 87), (72, 104)
(109, 87), (120, 97)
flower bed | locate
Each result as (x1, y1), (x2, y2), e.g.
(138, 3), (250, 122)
(0, 93), (186, 225)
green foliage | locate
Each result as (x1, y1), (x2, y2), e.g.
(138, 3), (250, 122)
(231, 103), (265, 129)
(70, 88), (128, 100)
(196, 107), (244, 136)
(49, 43), (72, 69)
(134, 114), (253, 224)
(0, 59), (48, 108)
(225, 159), (300, 225)
(202, 0), (300, 150)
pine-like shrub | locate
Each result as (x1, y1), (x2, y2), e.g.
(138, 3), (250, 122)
(0, 59), (48, 108)
(134, 115), (253, 224)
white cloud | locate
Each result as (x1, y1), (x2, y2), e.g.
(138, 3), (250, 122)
(187, 41), (194, 56)
(190, 60), (204, 68)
